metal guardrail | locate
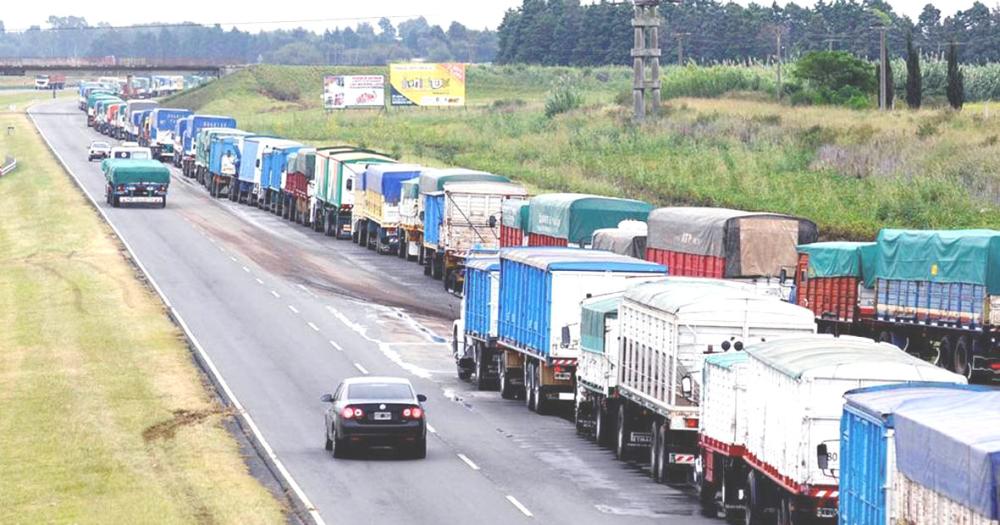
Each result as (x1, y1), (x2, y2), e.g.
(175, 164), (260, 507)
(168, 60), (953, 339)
(0, 155), (17, 176)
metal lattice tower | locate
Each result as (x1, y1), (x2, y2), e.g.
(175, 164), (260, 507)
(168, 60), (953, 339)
(632, 0), (662, 121)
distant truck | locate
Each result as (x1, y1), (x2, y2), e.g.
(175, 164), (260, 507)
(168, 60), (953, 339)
(499, 199), (529, 248)
(525, 193), (652, 248)
(697, 335), (963, 525)
(125, 101), (158, 142)
(437, 181), (528, 293)
(310, 147), (395, 238)
(282, 148), (317, 223)
(495, 248), (664, 411)
(644, 207), (818, 300)
(207, 131), (256, 200)
(796, 229), (1000, 382)
(613, 278), (815, 484)
(236, 137), (299, 205)
(591, 220), (648, 258)
(102, 159), (171, 208)
(35, 74), (66, 90)
(199, 129), (251, 194)
(181, 116), (237, 178)
(259, 142), (305, 212)
(355, 164), (422, 254)
(147, 108), (193, 162)
(840, 384), (998, 525)
(417, 169), (512, 280)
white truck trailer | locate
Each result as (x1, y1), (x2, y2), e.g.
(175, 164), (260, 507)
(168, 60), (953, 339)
(574, 292), (623, 445)
(614, 277), (817, 484)
(700, 335), (964, 525)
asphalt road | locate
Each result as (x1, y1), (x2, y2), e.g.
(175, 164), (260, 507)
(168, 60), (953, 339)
(30, 99), (717, 525)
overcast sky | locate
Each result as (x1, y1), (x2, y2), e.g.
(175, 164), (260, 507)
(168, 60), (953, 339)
(0, 1), (981, 33)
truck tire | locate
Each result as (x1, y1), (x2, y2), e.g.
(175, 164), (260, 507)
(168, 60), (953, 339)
(953, 335), (972, 379)
(650, 422), (662, 482)
(500, 365), (515, 400)
(594, 398), (610, 446)
(398, 232), (407, 259)
(432, 255), (444, 280)
(937, 335), (953, 370)
(524, 362), (536, 411)
(475, 347), (491, 391)
(424, 254), (432, 276)
(533, 365), (548, 415)
(112, 195), (120, 208)
(744, 471), (763, 525)
(615, 404), (629, 460)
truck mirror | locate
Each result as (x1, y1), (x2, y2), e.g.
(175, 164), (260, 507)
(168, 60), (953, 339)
(488, 215), (497, 228)
(816, 443), (829, 470)
(320, 394), (334, 403)
(419, 211), (425, 221)
(779, 269), (788, 283)
(560, 326), (571, 348)
(681, 375), (693, 398)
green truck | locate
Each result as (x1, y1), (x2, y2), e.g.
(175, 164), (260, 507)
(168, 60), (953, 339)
(102, 159), (171, 208)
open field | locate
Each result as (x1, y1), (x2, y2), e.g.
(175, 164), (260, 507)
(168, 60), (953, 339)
(0, 96), (285, 523)
(168, 65), (1000, 239)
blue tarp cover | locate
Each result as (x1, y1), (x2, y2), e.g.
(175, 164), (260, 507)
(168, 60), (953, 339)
(365, 164), (423, 203)
(893, 390), (1000, 519)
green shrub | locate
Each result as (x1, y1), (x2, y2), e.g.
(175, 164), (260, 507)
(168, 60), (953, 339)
(545, 83), (584, 118)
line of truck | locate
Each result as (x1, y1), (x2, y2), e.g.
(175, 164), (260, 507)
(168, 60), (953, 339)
(76, 86), (1000, 525)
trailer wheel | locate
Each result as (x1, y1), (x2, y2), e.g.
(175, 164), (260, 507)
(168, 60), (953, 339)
(533, 364), (548, 415)
(650, 421), (662, 482)
(615, 404), (629, 460)
(524, 362), (536, 411)
(656, 426), (670, 483)
(474, 346), (492, 391)
(500, 363), (516, 400)
(953, 335), (972, 379)
(936, 335), (954, 370)
(398, 232), (408, 260)
(594, 398), (610, 446)
(744, 471), (763, 525)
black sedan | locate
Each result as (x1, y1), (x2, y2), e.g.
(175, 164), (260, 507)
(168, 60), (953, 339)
(322, 376), (428, 459)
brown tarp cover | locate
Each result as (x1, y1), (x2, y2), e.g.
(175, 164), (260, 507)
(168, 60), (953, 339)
(591, 223), (648, 259)
(646, 207), (818, 278)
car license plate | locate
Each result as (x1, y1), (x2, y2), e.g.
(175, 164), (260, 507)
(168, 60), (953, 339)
(373, 412), (392, 421)
(630, 432), (652, 444)
(119, 196), (164, 203)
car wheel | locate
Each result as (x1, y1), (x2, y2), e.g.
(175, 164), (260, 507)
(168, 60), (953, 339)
(324, 434), (333, 451)
(331, 430), (348, 459)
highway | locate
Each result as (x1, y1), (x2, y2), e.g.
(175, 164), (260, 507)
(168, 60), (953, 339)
(30, 99), (716, 525)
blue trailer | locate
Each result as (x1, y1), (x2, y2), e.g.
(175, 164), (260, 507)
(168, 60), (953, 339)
(453, 254), (502, 389)
(236, 137), (298, 206)
(209, 133), (259, 201)
(496, 247), (665, 411)
(260, 143), (304, 214)
(840, 383), (994, 525)
(147, 108), (192, 162)
(182, 115), (237, 178)
(173, 116), (192, 169)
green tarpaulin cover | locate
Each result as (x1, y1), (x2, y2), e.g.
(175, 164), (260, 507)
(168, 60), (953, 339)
(798, 241), (873, 279)
(580, 295), (621, 355)
(527, 193), (652, 245)
(418, 168), (510, 193)
(104, 160), (171, 186)
(873, 229), (1000, 293)
(501, 199), (529, 229)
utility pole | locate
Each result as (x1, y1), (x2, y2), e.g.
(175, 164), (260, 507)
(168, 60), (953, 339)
(774, 28), (783, 101)
(632, 0), (663, 121)
(674, 32), (690, 65)
(878, 25), (888, 111)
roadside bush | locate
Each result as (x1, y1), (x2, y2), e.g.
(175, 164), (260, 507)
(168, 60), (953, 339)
(545, 83), (584, 118)
(794, 51), (876, 94)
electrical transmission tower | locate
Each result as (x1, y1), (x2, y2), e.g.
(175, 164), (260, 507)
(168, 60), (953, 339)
(632, 0), (662, 121)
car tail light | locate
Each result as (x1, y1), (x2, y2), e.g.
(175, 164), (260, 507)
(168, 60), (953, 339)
(402, 406), (423, 420)
(117, 185), (125, 191)
(341, 406), (364, 419)
(991, 363), (1000, 370)
(684, 418), (699, 429)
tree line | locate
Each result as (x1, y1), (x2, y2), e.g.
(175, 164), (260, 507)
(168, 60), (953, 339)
(0, 16), (497, 65)
(497, 0), (1000, 66)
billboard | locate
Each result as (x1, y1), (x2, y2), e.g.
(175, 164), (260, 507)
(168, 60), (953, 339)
(323, 75), (385, 109)
(389, 63), (466, 107)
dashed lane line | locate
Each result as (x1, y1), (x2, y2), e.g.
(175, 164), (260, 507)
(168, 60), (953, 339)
(457, 453), (480, 471)
(353, 362), (369, 375)
(288, 305), (299, 314)
(506, 496), (534, 518)
(329, 340), (343, 351)
(307, 322), (320, 332)
(270, 290), (280, 299)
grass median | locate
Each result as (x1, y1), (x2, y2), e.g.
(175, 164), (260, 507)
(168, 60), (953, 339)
(0, 98), (286, 522)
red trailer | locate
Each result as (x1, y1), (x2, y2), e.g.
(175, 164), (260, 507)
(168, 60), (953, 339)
(794, 242), (875, 329)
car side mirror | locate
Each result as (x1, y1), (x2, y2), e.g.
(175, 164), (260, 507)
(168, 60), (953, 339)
(681, 375), (693, 398)
(817, 443), (829, 470)
(320, 394), (334, 403)
(417, 394), (427, 403)
(561, 325), (571, 348)
(488, 215), (497, 228)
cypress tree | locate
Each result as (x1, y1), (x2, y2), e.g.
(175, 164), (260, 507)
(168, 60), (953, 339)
(905, 30), (922, 109)
(946, 41), (964, 110)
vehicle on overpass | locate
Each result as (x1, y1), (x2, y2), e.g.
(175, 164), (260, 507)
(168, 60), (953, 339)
(321, 376), (428, 459)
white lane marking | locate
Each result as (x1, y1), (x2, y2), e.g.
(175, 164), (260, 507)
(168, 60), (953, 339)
(296, 283), (317, 297)
(457, 453), (480, 471)
(307, 322), (319, 332)
(506, 495), (534, 518)
(329, 340), (342, 351)
(27, 108), (328, 525)
(353, 362), (369, 375)
(426, 423), (437, 434)
(325, 304), (434, 379)
(255, 278), (264, 285)
(242, 266), (250, 273)
(229, 256), (237, 262)
(288, 305), (299, 314)
(270, 290), (280, 299)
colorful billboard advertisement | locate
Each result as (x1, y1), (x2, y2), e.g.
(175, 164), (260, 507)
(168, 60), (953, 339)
(389, 63), (466, 107)
(323, 75), (385, 109)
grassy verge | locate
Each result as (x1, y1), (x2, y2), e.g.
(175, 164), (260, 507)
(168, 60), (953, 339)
(169, 65), (1000, 240)
(0, 97), (285, 522)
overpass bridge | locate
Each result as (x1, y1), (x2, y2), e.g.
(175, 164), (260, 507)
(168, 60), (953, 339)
(0, 57), (243, 76)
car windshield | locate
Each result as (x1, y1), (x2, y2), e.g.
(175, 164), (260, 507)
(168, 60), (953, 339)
(347, 382), (413, 400)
